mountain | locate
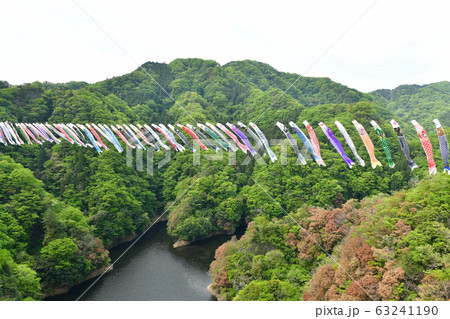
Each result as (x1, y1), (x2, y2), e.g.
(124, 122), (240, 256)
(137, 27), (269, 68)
(371, 81), (450, 128)
(0, 58), (448, 300)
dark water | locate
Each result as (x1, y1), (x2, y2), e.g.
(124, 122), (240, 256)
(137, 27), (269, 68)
(47, 222), (231, 301)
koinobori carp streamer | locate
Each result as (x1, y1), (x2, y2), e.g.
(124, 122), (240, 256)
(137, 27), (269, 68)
(433, 119), (449, 174)
(216, 122), (247, 153)
(352, 120), (382, 169)
(206, 122), (237, 152)
(289, 121), (325, 166)
(188, 124), (218, 151)
(411, 120), (437, 175)
(370, 120), (395, 168)
(227, 122), (257, 156)
(168, 124), (194, 151)
(390, 120), (418, 170)
(319, 122), (354, 169)
(237, 122), (265, 156)
(2, 120), (448, 176)
(276, 122), (306, 165)
(178, 124), (207, 150)
(159, 124), (185, 151)
(303, 120), (322, 159)
(334, 121), (364, 167)
(249, 122), (277, 162)
(197, 123), (228, 150)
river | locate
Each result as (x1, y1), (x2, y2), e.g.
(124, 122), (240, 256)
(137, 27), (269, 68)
(47, 222), (232, 301)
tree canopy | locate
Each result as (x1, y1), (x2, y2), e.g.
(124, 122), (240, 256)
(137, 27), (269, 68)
(0, 58), (448, 300)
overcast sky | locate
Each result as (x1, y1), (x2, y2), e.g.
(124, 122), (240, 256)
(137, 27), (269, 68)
(1, 0), (449, 92)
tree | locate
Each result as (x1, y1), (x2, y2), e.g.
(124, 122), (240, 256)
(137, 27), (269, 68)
(0, 249), (42, 300)
(38, 238), (90, 289)
(234, 280), (300, 301)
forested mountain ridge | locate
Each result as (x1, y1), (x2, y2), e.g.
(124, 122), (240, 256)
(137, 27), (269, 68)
(371, 81), (450, 128)
(0, 58), (448, 300)
(1, 58), (371, 131)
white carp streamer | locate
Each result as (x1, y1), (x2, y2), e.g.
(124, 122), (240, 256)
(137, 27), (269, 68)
(335, 121), (365, 166)
(1, 120), (448, 176)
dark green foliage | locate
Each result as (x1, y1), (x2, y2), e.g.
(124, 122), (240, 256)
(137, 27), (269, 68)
(0, 58), (447, 300)
(0, 155), (109, 298)
(211, 176), (449, 301)
(371, 81), (450, 127)
(167, 157), (245, 241)
(0, 81), (9, 89)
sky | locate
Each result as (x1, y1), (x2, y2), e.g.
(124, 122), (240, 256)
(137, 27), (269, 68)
(1, 0), (449, 92)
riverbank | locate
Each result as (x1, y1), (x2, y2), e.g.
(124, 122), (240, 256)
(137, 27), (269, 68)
(44, 213), (168, 299)
(207, 284), (227, 301)
(44, 265), (113, 298)
(173, 229), (233, 248)
(107, 214), (169, 249)
(46, 221), (232, 301)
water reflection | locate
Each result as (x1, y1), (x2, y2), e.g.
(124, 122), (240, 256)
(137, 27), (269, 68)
(47, 222), (231, 301)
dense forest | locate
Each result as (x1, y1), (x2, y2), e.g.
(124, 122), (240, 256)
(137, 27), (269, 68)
(0, 59), (448, 300)
(209, 175), (449, 301)
(372, 81), (450, 127)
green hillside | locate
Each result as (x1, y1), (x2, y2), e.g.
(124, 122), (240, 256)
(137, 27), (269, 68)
(0, 59), (448, 300)
(371, 81), (450, 128)
(209, 175), (449, 301)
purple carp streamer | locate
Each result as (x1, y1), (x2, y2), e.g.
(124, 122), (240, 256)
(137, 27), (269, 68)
(2, 120), (448, 176)
(433, 119), (449, 174)
(390, 120), (418, 170)
(370, 120), (395, 168)
(352, 120), (382, 169)
(411, 120), (437, 175)
(227, 122), (257, 156)
(334, 121), (365, 166)
(237, 122), (265, 156)
(319, 122), (354, 169)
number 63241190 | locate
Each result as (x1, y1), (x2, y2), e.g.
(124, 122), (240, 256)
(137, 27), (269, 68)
(375, 306), (438, 316)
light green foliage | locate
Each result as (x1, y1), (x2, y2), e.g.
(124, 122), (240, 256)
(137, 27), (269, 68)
(167, 160), (244, 240)
(210, 215), (310, 300)
(233, 279), (300, 301)
(38, 238), (89, 289)
(212, 175), (449, 301)
(357, 175), (449, 292)
(0, 249), (42, 300)
(0, 59), (447, 300)
(372, 81), (450, 127)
